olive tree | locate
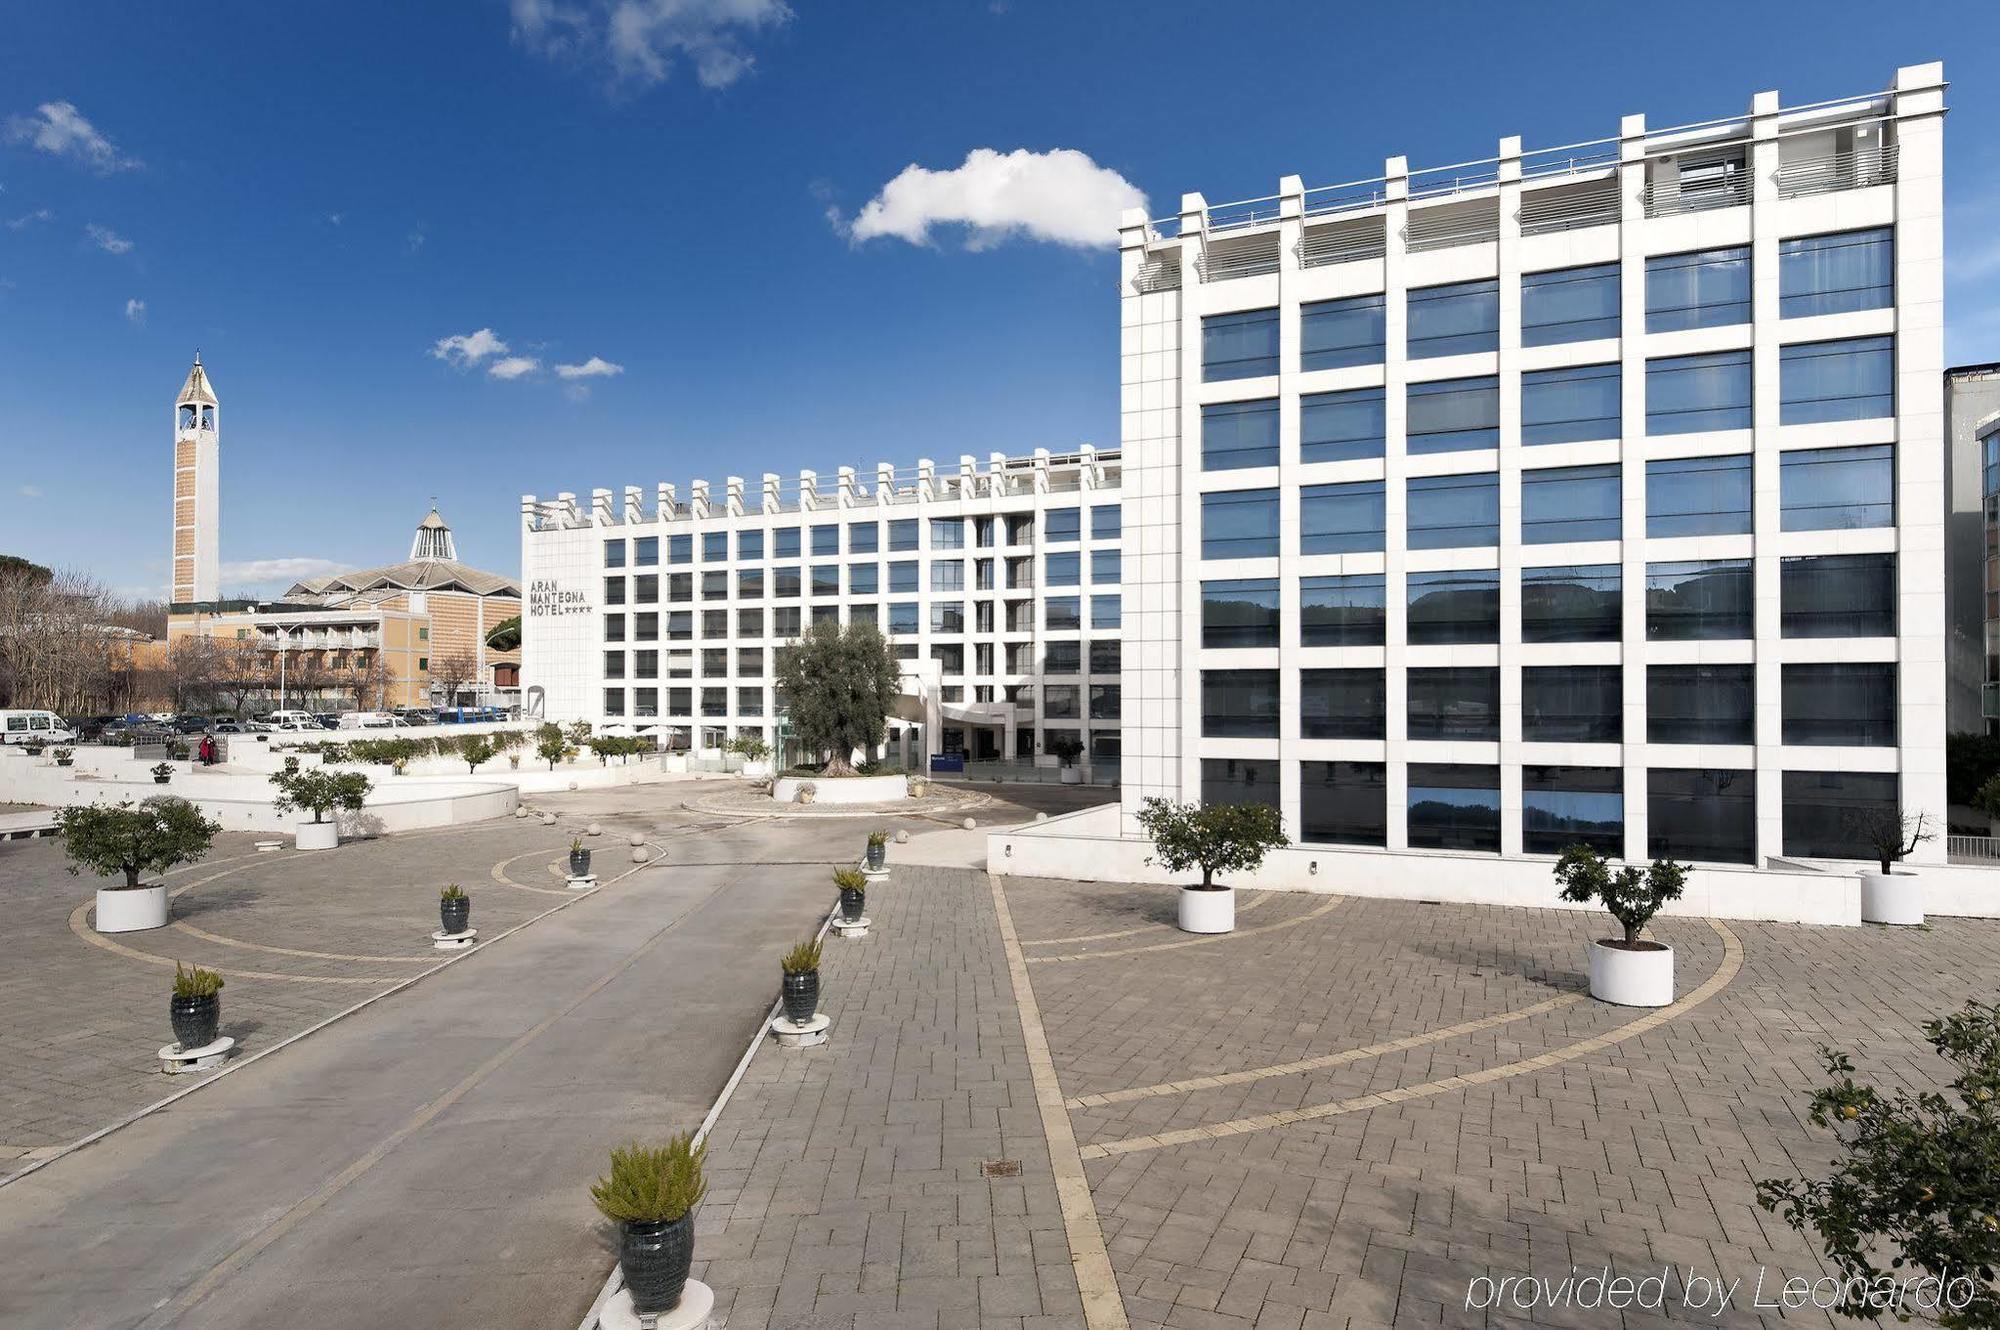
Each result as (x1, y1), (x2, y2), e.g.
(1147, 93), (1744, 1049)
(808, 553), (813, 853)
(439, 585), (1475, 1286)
(56, 796), (222, 889)
(774, 620), (899, 777)
(270, 766), (372, 824)
(1552, 844), (1687, 948)
(1135, 797), (1289, 890)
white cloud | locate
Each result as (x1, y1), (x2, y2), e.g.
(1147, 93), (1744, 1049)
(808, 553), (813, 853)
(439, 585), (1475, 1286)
(406, 228), (426, 255)
(555, 355), (624, 379)
(842, 147), (1147, 251)
(511, 0), (791, 89)
(430, 327), (509, 367)
(85, 223), (132, 254)
(124, 297), (145, 325)
(488, 355), (541, 380)
(4, 101), (140, 172)
(5, 207), (52, 230)
(219, 557), (350, 586)
(18, 484), (42, 499)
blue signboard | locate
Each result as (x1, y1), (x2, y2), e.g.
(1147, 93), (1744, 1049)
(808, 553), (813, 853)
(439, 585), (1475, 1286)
(929, 752), (966, 774)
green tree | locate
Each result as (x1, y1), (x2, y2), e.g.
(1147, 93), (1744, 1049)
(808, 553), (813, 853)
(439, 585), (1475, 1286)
(56, 796), (221, 889)
(536, 722), (567, 770)
(270, 766), (372, 824)
(1758, 1002), (2000, 1329)
(1552, 844), (1687, 947)
(460, 735), (495, 774)
(1135, 797), (1289, 889)
(775, 620), (899, 777)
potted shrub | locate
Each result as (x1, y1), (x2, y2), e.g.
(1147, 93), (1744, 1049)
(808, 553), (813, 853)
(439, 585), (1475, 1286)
(795, 781), (817, 806)
(569, 837), (592, 877)
(271, 766), (372, 851)
(1136, 797), (1289, 935)
(1048, 732), (1085, 785)
(833, 868), (867, 924)
(1845, 807), (1934, 927)
(865, 829), (888, 872)
(52, 746), (75, 768)
(439, 883), (471, 935)
(150, 761), (175, 785)
(590, 1134), (707, 1320)
(508, 752), (521, 770)
(1553, 845), (1688, 1007)
(170, 961), (224, 1051)
(779, 938), (822, 1024)
(59, 796), (222, 934)
(23, 739), (45, 757)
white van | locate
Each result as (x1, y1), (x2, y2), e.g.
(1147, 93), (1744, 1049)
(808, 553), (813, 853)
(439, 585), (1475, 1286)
(337, 711), (401, 730)
(266, 710), (318, 728)
(0, 710), (76, 744)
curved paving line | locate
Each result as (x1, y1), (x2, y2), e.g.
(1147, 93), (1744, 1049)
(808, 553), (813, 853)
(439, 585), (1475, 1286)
(67, 918), (400, 986)
(489, 850), (579, 896)
(167, 920), (436, 965)
(1077, 919), (1743, 1160)
(1027, 894), (1346, 964)
(1019, 891), (1276, 947)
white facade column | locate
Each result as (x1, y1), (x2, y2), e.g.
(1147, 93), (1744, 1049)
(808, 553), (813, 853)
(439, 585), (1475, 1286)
(1276, 174), (1305, 837)
(1495, 136), (1526, 856)
(1749, 88), (1786, 866)
(1617, 113), (1650, 863)
(1381, 159), (1412, 850)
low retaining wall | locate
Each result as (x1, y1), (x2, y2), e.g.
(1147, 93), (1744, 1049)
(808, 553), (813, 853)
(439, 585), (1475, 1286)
(772, 774), (909, 805)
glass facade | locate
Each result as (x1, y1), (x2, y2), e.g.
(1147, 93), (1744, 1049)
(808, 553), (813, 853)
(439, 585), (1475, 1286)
(1300, 388), (1385, 463)
(1407, 279), (1499, 359)
(1521, 263), (1620, 345)
(1779, 336), (1894, 424)
(1203, 308), (1280, 381)
(1300, 293), (1385, 371)
(1779, 228), (1894, 318)
(1522, 363), (1620, 445)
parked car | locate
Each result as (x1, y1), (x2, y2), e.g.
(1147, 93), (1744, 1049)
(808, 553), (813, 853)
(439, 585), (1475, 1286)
(168, 715), (212, 735)
(0, 710), (77, 745)
(210, 720), (248, 734)
(391, 707), (436, 726)
(66, 714), (121, 742)
(312, 713), (343, 729)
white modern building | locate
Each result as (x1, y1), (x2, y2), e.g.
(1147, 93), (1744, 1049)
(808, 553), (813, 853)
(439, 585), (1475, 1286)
(519, 452), (1125, 773)
(1106, 63), (1946, 874)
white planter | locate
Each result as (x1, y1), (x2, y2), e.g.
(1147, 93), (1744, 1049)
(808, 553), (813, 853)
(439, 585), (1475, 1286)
(1859, 870), (1923, 926)
(741, 759), (772, 779)
(1058, 767), (1083, 785)
(295, 820), (339, 850)
(1177, 885), (1235, 934)
(96, 883), (168, 933)
(1587, 940), (1674, 1007)
(772, 774), (909, 805)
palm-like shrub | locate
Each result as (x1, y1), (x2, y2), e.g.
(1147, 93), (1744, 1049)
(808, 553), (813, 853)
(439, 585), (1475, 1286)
(589, 1134), (707, 1225)
(172, 961), (224, 999)
(781, 938), (823, 974)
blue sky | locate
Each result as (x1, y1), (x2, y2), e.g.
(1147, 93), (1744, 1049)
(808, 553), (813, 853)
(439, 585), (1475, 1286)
(4, 1), (1998, 599)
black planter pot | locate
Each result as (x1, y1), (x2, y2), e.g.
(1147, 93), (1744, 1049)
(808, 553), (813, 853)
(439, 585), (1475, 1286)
(569, 849), (591, 877)
(620, 1213), (695, 1317)
(170, 993), (219, 1051)
(440, 897), (470, 935)
(865, 841), (886, 872)
(153, 775), (171, 784)
(839, 886), (865, 923)
(780, 969), (819, 1024)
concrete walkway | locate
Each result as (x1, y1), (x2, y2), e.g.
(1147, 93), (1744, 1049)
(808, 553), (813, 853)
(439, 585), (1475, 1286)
(0, 845), (834, 1329)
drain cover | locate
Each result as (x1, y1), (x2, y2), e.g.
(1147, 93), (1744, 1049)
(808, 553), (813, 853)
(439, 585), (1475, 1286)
(980, 1159), (1021, 1178)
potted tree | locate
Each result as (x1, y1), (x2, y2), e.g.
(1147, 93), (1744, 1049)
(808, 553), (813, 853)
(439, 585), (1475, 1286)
(460, 736), (494, 775)
(590, 1134), (707, 1321)
(1135, 797), (1289, 935)
(439, 883), (471, 936)
(833, 868), (867, 924)
(270, 766), (372, 851)
(169, 961), (224, 1051)
(1553, 845), (1688, 1007)
(731, 734), (773, 779)
(864, 829), (889, 872)
(52, 746), (75, 768)
(569, 837), (592, 878)
(537, 723), (567, 771)
(1048, 732), (1085, 785)
(779, 938), (822, 1024)
(1846, 807), (1934, 927)
(150, 761), (175, 785)
(58, 796), (222, 933)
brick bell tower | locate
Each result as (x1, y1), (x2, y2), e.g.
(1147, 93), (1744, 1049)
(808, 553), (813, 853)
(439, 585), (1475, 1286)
(171, 353), (219, 603)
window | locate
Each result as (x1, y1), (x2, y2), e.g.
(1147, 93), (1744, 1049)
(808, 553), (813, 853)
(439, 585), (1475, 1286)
(627, 574), (655, 605)
(1783, 771), (1898, 859)
(604, 687), (625, 716)
(1301, 669), (1385, 739)
(1522, 666), (1621, 742)
(702, 609), (727, 638)
(1092, 549), (1121, 583)
(1407, 473), (1499, 549)
(634, 536), (658, 566)
(1201, 758), (1280, 811)
(736, 567), (764, 599)
(632, 613), (656, 642)
(774, 528), (800, 558)
(1300, 293), (1384, 371)
(848, 521), (878, 553)
(1521, 564), (1620, 642)
(1203, 579), (1279, 648)
(736, 608), (763, 637)
(932, 560), (965, 592)
(1044, 641), (1081, 674)
(1780, 228), (1893, 318)
(693, 571), (720, 602)
(772, 567), (801, 598)
(1300, 388), (1384, 464)
(1649, 769), (1755, 864)
(888, 602), (918, 636)
(1521, 263), (1620, 345)
(605, 615), (626, 643)
(668, 534), (691, 565)
(1407, 279), (1498, 358)
(704, 532), (729, 562)
(1646, 455), (1752, 537)
(1640, 560), (1752, 640)
(1647, 351), (1752, 435)
(1089, 683), (1121, 720)
(1523, 767), (1623, 856)
(1781, 553), (1896, 637)
(1782, 663), (1896, 746)
(668, 688), (692, 715)
(1781, 445), (1894, 530)
(604, 576), (626, 606)
(1090, 595), (1121, 629)
(848, 603), (876, 627)
(1091, 504), (1121, 540)
(1045, 597), (1081, 630)
(888, 561), (918, 594)
(738, 530), (764, 561)
(1300, 761), (1386, 846)
(1202, 399), (1279, 470)
(1522, 364), (1620, 445)
(799, 525), (834, 557)
(772, 607), (801, 637)
(1044, 552), (1079, 587)
(931, 602), (965, 634)
(1407, 376), (1498, 454)
(737, 687), (765, 716)
(973, 517), (995, 549)
(736, 648), (761, 677)
(1202, 489), (1280, 560)
(848, 563), (878, 595)
(1006, 514), (1035, 544)
(887, 519), (918, 552)
(1647, 665), (1755, 744)
(1300, 481), (1384, 554)
(1202, 669), (1279, 737)
(931, 643), (964, 677)
(811, 565), (840, 596)
(604, 650), (626, 680)
(1090, 640), (1121, 674)
(634, 688), (658, 718)
(1406, 570), (1498, 645)
(1781, 336), (1894, 424)
(1202, 308), (1279, 381)
(1523, 464), (1621, 544)
(701, 647), (729, 677)
(702, 688), (726, 718)
(604, 539), (626, 568)
(1408, 764), (1501, 853)
(635, 650), (658, 680)
(1301, 574), (1386, 646)
(1408, 667), (1499, 740)
(1046, 508), (1081, 542)
(668, 572), (692, 602)
(929, 518), (964, 550)
(1646, 246), (1750, 331)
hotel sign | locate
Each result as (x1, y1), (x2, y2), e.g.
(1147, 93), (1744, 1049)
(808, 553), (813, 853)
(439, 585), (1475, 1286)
(528, 579), (589, 617)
